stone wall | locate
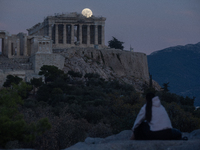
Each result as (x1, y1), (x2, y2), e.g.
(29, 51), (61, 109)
(0, 70), (6, 87)
(30, 53), (65, 74)
(0, 69), (34, 87)
(0, 69), (45, 87)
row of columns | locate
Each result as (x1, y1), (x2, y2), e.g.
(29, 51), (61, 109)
(49, 24), (105, 46)
(7, 36), (29, 57)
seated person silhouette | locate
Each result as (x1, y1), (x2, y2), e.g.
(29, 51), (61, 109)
(130, 93), (182, 140)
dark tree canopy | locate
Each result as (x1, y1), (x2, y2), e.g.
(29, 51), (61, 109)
(108, 37), (124, 50)
(30, 78), (43, 88)
(3, 75), (23, 87)
(39, 65), (64, 83)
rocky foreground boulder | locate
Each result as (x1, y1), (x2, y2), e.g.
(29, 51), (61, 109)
(64, 129), (200, 150)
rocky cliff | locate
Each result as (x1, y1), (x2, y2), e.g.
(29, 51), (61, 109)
(59, 48), (160, 91)
(0, 48), (161, 91)
(62, 48), (149, 79)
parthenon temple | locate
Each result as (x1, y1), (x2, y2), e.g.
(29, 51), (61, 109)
(0, 11), (106, 59)
(28, 12), (106, 49)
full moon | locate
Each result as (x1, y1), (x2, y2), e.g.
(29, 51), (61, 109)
(82, 8), (93, 18)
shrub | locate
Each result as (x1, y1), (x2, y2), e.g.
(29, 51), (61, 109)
(108, 96), (144, 133)
(39, 65), (64, 83)
(12, 81), (32, 99)
(164, 102), (200, 132)
(36, 84), (51, 102)
(88, 123), (112, 138)
(68, 70), (82, 78)
(193, 108), (200, 118)
(3, 75), (23, 87)
(30, 77), (43, 88)
(20, 106), (89, 150)
(84, 73), (100, 79)
(0, 88), (51, 148)
(84, 106), (105, 124)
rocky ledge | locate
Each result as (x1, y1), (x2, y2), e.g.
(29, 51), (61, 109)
(64, 129), (200, 150)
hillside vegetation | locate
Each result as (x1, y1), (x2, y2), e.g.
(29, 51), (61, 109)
(148, 42), (200, 106)
(1, 65), (200, 149)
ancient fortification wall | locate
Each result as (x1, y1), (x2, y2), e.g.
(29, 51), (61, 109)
(30, 53), (65, 74)
(0, 48), (151, 92)
(0, 69), (35, 87)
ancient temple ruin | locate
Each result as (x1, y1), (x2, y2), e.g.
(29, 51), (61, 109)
(27, 12), (106, 49)
(0, 31), (52, 58)
(0, 12), (106, 58)
(0, 12), (107, 86)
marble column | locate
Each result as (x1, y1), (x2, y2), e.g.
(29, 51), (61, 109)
(63, 24), (66, 44)
(79, 24), (82, 44)
(48, 24), (52, 39)
(87, 25), (90, 45)
(24, 35), (28, 56)
(8, 40), (11, 58)
(71, 24), (74, 45)
(55, 24), (58, 44)
(102, 25), (105, 46)
(17, 39), (20, 56)
(95, 25), (98, 45)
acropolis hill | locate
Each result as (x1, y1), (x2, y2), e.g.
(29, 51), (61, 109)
(0, 11), (153, 90)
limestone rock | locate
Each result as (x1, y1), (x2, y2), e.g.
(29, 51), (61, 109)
(64, 129), (200, 150)
(0, 47), (161, 92)
(188, 129), (200, 139)
(61, 48), (160, 92)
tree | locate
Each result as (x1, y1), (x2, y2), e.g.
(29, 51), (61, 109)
(3, 75), (22, 87)
(162, 82), (170, 92)
(108, 37), (124, 50)
(12, 81), (32, 99)
(68, 70), (82, 78)
(30, 78), (43, 88)
(39, 65), (64, 83)
(0, 88), (51, 148)
(84, 73), (100, 79)
(30, 78), (43, 95)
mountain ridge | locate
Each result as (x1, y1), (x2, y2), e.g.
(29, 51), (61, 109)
(148, 42), (200, 106)
(150, 42), (200, 55)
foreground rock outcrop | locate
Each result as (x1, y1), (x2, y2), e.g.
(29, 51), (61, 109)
(64, 129), (200, 150)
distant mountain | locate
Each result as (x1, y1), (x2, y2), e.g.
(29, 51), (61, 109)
(148, 42), (200, 106)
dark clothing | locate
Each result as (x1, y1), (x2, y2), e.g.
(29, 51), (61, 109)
(134, 122), (182, 140)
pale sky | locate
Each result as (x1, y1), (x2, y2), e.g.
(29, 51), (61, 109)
(0, 0), (200, 54)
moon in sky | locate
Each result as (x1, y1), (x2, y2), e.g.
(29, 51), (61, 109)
(82, 8), (93, 18)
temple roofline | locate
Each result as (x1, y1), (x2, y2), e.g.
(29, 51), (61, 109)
(27, 12), (106, 31)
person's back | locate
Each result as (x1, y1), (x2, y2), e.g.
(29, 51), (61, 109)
(130, 93), (182, 140)
(149, 96), (172, 131)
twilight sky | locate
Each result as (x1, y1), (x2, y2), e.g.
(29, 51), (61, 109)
(0, 0), (200, 54)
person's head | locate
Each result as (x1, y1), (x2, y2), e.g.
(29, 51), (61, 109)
(145, 93), (155, 122)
